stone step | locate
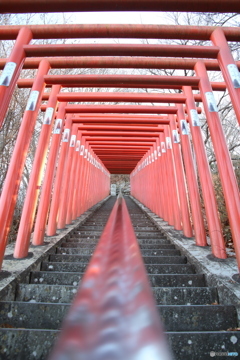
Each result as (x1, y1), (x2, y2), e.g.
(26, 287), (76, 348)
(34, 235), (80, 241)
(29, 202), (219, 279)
(60, 242), (99, 248)
(0, 301), (236, 332)
(41, 261), (196, 274)
(84, 222), (155, 227)
(133, 227), (159, 231)
(146, 264), (196, 275)
(16, 284), (218, 305)
(136, 232), (166, 238)
(70, 231), (104, 236)
(0, 329), (58, 359)
(76, 226), (105, 231)
(30, 271), (206, 287)
(78, 225), (159, 232)
(48, 253), (187, 264)
(69, 231), (165, 239)
(56, 248), (95, 256)
(60, 241), (176, 250)
(167, 332), (240, 360)
(153, 287), (218, 305)
(55, 247), (181, 257)
(65, 237), (99, 242)
(65, 237), (170, 245)
(137, 238), (170, 245)
(0, 329), (239, 360)
(41, 261), (88, 273)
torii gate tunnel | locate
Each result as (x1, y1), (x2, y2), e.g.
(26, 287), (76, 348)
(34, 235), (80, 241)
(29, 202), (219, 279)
(0, 2), (240, 357)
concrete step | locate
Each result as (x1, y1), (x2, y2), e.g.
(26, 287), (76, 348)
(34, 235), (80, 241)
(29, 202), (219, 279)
(41, 261), (88, 273)
(138, 238), (171, 245)
(71, 231), (103, 236)
(55, 247), (181, 257)
(0, 329), (239, 360)
(48, 253), (187, 264)
(0, 301), (236, 332)
(60, 242), (99, 248)
(65, 237), (99, 242)
(135, 232), (166, 238)
(145, 264), (196, 275)
(70, 230), (166, 238)
(153, 287), (218, 305)
(56, 248), (95, 256)
(30, 271), (206, 287)
(60, 241), (176, 250)
(78, 225), (159, 232)
(157, 305), (238, 332)
(0, 329), (59, 360)
(41, 261), (196, 274)
(0, 301), (68, 330)
(76, 226), (105, 231)
(65, 237), (170, 245)
(16, 284), (218, 305)
(133, 227), (159, 231)
(167, 332), (240, 360)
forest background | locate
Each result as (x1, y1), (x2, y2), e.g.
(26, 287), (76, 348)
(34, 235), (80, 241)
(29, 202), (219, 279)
(0, 11), (239, 250)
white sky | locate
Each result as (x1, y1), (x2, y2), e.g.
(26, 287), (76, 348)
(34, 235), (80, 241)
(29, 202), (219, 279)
(15, 11), (176, 27)
(70, 12), (173, 25)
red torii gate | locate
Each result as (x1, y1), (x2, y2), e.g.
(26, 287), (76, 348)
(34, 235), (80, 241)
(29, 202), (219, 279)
(0, 0), (239, 13)
(0, 22), (239, 278)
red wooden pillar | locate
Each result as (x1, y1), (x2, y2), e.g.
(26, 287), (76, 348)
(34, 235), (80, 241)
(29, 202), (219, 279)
(183, 86), (226, 258)
(155, 138), (164, 219)
(0, 27), (32, 128)
(14, 84), (61, 258)
(169, 115), (193, 237)
(47, 115), (72, 236)
(153, 142), (162, 218)
(0, 60), (50, 268)
(88, 151), (94, 208)
(177, 104), (207, 246)
(210, 28), (240, 126)
(77, 138), (86, 217)
(82, 145), (91, 213)
(57, 124), (78, 229)
(195, 61), (240, 265)
(32, 102), (67, 245)
(66, 130), (82, 224)
(84, 148), (91, 210)
(78, 143), (88, 216)
(154, 140), (163, 220)
(149, 147), (155, 213)
(147, 150), (152, 210)
(164, 126), (182, 230)
(161, 132), (174, 225)
(72, 133), (82, 220)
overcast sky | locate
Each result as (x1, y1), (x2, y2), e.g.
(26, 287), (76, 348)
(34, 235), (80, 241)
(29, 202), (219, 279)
(71, 11), (173, 25)
(16, 11), (176, 27)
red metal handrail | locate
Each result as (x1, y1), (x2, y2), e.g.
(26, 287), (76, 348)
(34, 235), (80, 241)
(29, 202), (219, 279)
(49, 194), (172, 360)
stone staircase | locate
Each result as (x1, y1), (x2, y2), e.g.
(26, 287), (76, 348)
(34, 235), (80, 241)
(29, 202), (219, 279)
(0, 196), (239, 359)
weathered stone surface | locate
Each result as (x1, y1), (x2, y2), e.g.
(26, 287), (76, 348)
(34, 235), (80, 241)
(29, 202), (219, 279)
(145, 264), (195, 275)
(158, 305), (237, 331)
(153, 287), (218, 305)
(0, 302), (69, 329)
(30, 271), (83, 285)
(150, 274), (206, 287)
(56, 247), (181, 257)
(167, 332), (240, 360)
(0, 329), (59, 360)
